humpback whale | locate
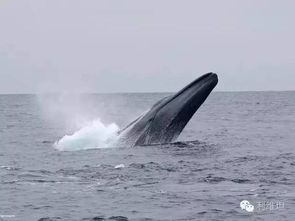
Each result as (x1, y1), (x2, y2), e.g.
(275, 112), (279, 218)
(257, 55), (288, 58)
(118, 73), (218, 147)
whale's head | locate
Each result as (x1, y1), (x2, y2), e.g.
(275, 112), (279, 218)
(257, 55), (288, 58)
(119, 73), (218, 146)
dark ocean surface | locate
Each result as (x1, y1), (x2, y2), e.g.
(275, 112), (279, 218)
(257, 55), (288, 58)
(0, 92), (294, 221)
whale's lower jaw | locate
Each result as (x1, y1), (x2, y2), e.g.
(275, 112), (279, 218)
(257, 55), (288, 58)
(118, 73), (218, 147)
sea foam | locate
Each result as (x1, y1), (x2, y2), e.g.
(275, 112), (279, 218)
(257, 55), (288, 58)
(54, 119), (119, 151)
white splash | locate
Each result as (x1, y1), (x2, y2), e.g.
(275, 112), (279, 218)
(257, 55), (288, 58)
(114, 164), (125, 169)
(54, 119), (119, 151)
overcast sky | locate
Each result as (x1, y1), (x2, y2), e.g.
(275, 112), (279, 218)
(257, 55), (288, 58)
(0, 0), (294, 93)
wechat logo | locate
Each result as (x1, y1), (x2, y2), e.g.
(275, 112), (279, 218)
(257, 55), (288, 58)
(240, 200), (254, 212)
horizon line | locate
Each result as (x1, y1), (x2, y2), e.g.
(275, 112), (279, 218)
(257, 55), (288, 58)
(0, 89), (294, 95)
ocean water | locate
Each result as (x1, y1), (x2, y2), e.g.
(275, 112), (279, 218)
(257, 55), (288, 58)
(0, 92), (294, 221)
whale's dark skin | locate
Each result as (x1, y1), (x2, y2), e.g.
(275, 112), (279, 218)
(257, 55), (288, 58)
(118, 73), (218, 147)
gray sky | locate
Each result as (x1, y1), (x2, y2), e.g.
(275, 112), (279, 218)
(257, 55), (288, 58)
(0, 0), (294, 93)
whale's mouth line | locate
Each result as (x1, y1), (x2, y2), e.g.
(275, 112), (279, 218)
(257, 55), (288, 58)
(159, 72), (218, 111)
(169, 72), (217, 101)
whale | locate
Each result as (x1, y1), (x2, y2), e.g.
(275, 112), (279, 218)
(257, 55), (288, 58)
(118, 73), (218, 147)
